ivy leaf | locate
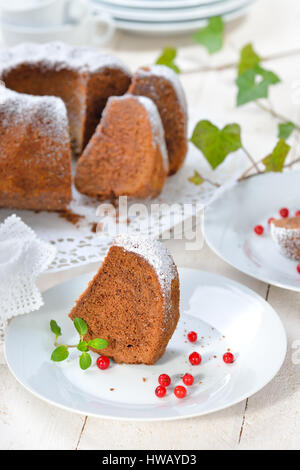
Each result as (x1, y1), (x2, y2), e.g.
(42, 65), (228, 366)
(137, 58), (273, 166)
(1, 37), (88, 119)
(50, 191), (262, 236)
(155, 47), (180, 73)
(73, 317), (88, 337)
(188, 170), (204, 186)
(238, 43), (261, 76)
(77, 340), (89, 352)
(79, 352), (92, 370)
(50, 320), (62, 337)
(88, 338), (108, 350)
(193, 16), (224, 54)
(190, 120), (242, 169)
(236, 65), (280, 106)
(262, 139), (291, 172)
(51, 346), (69, 362)
(278, 122), (295, 140)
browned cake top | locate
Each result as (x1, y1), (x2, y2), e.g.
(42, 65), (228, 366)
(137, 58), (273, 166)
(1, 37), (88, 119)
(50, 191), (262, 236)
(272, 216), (300, 230)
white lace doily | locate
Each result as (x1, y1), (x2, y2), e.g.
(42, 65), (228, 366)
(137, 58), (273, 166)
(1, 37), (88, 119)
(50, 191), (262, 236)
(0, 215), (56, 354)
(0, 110), (248, 274)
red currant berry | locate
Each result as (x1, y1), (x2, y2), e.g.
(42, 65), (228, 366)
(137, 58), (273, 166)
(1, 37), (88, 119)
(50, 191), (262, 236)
(158, 374), (171, 387)
(174, 385), (186, 399)
(295, 210), (300, 217)
(155, 385), (166, 398)
(96, 355), (110, 370)
(187, 331), (197, 342)
(268, 217), (275, 225)
(182, 374), (194, 386)
(254, 225), (264, 235)
(297, 264), (300, 275)
(223, 352), (234, 364)
(189, 351), (201, 365)
(279, 208), (289, 218)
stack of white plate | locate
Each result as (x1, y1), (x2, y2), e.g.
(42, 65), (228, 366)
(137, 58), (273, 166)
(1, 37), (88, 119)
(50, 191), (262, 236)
(91, 0), (255, 35)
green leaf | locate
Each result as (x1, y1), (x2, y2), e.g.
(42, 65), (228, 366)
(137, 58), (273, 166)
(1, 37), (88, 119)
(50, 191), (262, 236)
(278, 121), (295, 140)
(193, 16), (224, 54)
(236, 65), (280, 106)
(79, 352), (92, 370)
(238, 43), (261, 76)
(190, 120), (242, 169)
(51, 345), (69, 362)
(50, 320), (62, 337)
(188, 170), (204, 186)
(77, 340), (89, 352)
(155, 47), (180, 73)
(262, 139), (291, 172)
(73, 317), (88, 337)
(88, 338), (108, 350)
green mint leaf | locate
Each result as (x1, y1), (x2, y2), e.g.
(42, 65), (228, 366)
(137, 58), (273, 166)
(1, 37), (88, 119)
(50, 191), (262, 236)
(73, 317), (88, 337)
(262, 139), (291, 172)
(155, 47), (180, 73)
(188, 170), (204, 186)
(236, 65), (280, 106)
(50, 320), (62, 337)
(193, 16), (224, 54)
(88, 338), (108, 350)
(77, 340), (89, 352)
(278, 121), (295, 140)
(238, 43), (261, 76)
(79, 352), (92, 370)
(51, 345), (69, 362)
(190, 120), (242, 169)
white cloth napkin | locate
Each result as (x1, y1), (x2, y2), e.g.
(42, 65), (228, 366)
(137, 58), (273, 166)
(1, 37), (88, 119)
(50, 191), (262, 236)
(0, 215), (56, 357)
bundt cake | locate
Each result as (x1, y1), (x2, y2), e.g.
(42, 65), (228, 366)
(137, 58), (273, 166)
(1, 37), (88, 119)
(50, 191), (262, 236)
(0, 87), (72, 211)
(75, 94), (168, 199)
(271, 216), (300, 260)
(129, 65), (188, 175)
(0, 42), (131, 155)
(69, 235), (180, 365)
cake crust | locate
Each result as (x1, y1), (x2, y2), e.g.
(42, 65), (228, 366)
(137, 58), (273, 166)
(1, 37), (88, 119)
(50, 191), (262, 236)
(129, 65), (188, 175)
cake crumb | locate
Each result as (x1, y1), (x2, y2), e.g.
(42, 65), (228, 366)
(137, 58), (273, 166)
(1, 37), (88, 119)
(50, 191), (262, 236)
(59, 209), (83, 225)
(142, 377), (147, 382)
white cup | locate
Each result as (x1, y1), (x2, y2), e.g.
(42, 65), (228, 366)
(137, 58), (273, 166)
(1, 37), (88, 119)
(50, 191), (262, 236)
(0, 9), (115, 46)
(0, 0), (88, 28)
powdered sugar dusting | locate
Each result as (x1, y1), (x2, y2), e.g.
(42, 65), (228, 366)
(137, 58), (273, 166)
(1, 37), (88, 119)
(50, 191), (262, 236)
(0, 42), (131, 77)
(271, 221), (300, 260)
(0, 87), (69, 143)
(136, 65), (187, 117)
(135, 95), (168, 171)
(105, 94), (169, 172)
(114, 234), (178, 322)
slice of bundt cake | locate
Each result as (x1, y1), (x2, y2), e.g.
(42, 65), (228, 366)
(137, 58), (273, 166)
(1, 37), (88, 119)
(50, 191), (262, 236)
(0, 42), (131, 155)
(69, 235), (180, 365)
(75, 94), (168, 199)
(129, 65), (188, 175)
(0, 87), (72, 211)
(271, 216), (300, 260)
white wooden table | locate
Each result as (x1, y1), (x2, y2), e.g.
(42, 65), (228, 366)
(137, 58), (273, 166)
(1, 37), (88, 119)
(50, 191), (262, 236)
(1, 0), (300, 450)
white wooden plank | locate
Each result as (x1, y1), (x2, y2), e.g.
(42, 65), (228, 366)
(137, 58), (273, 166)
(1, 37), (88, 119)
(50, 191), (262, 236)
(0, 365), (85, 450)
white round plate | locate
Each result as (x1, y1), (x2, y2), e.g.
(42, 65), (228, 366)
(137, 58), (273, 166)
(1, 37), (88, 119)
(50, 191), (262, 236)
(103, 5), (252, 34)
(204, 171), (300, 292)
(94, 0), (252, 21)
(94, 0), (227, 8)
(5, 267), (286, 420)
